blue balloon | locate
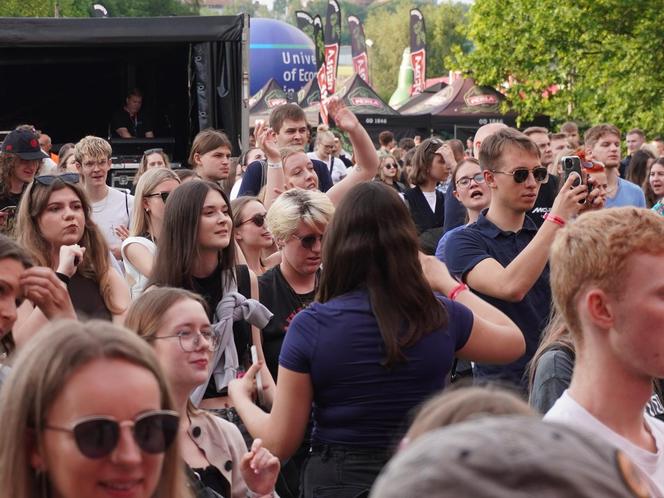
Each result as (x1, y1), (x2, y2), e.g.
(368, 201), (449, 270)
(250, 18), (317, 100)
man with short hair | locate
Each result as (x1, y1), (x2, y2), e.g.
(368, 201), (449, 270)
(585, 124), (645, 208)
(620, 128), (646, 177)
(560, 121), (580, 149)
(523, 127), (553, 169)
(74, 136), (134, 263)
(111, 88), (155, 138)
(446, 128), (587, 388)
(238, 103), (332, 196)
(549, 132), (570, 155)
(522, 126), (560, 227)
(652, 136), (664, 157)
(378, 130), (396, 154)
(398, 137), (416, 152)
(545, 207), (664, 496)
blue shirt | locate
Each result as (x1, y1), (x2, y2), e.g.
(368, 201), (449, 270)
(237, 158), (332, 196)
(279, 289), (473, 448)
(445, 211), (551, 387)
(435, 224), (466, 263)
(604, 177), (646, 208)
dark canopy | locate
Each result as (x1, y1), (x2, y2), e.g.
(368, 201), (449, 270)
(249, 78), (290, 126)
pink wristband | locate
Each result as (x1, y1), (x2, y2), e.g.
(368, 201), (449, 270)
(448, 282), (468, 301)
(543, 213), (566, 227)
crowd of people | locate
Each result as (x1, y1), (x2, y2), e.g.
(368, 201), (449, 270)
(0, 96), (663, 498)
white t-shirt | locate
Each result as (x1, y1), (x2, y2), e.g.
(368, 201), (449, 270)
(120, 236), (156, 299)
(421, 189), (437, 212)
(91, 187), (134, 251)
(307, 152), (348, 184)
(545, 390), (664, 497)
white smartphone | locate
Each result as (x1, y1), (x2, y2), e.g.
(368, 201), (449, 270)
(250, 345), (265, 406)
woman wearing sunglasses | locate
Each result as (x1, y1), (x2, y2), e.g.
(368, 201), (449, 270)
(122, 168), (181, 298)
(230, 181), (524, 497)
(0, 319), (190, 498)
(134, 148), (172, 188)
(13, 173), (130, 347)
(231, 197), (278, 276)
(376, 154), (406, 193)
(126, 287), (279, 498)
(435, 158), (491, 264)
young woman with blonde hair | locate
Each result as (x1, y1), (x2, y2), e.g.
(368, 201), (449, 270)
(231, 196), (278, 276)
(0, 320), (191, 498)
(121, 168), (180, 298)
(133, 148), (172, 186)
(13, 174), (130, 346)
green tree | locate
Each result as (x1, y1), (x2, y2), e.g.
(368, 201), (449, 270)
(0, 0), (198, 17)
(453, 0), (664, 135)
(364, 0), (470, 101)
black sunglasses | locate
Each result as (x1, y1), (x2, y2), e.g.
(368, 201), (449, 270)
(145, 191), (170, 203)
(34, 173), (81, 186)
(490, 167), (548, 184)
(292, 233), (323, 250)
(237, 213), (266, 228)
(44, 410), (179, 459)
(383, 162), (397, 170)
(144, 148), (164, 156)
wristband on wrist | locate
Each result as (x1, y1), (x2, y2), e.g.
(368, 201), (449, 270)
(448, 282), (468, 301)
(267, 161), (282, 169)
(543, 213), (566, 227)
(55, 272), (70, 286)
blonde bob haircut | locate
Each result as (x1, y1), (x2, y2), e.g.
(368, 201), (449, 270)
(0, 320), (192, 498)
(74, 135), (112, 163)
(550, 207), (664, 343)
(266, 188), (334, 243)
(130, 168), (181, 237)
(16, 179), (122, 314)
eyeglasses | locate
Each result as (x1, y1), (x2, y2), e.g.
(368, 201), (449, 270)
(81, 158), (109, 169)
(455, 173), (485, 188)
(34, 173), (81, 186)
(383, 162), (397, 170)
(44, 410), (179, 459)
(144, 191), (170, 203)
(144, 148), (163, 156)
(490, 166), (548, 183)
(237, 213), (266, 227)
(151, 329), (220, 352)
(291, 233), (324, 250)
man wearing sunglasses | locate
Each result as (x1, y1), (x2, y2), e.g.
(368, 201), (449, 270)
(238, 103), (332, 196)
(446, 127), (589, 390)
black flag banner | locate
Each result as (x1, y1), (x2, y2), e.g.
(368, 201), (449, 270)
(323, 0), (341, 96)
(409, 8), (426, 96)
(348, 15), (370, 85)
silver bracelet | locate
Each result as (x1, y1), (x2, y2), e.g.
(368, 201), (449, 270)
(267, 161), (283, 169)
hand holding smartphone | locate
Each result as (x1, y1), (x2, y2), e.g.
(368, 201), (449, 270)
(250, 345), (265, 406)
(562, 156), (592, 203)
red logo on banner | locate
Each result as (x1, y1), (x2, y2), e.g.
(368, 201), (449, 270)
(410, 48), (426, 95)
(466, 94), (499, 106)
(324, 43), (338, 95)
(352, 53), (369, 84)
(317, 65), (329, 124)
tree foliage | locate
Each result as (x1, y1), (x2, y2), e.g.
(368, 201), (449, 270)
(0, 0), (198, 17)
(453, 0), (664, 134)
(364, 0), (470, 101)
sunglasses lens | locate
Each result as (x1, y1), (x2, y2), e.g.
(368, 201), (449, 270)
(301, 236), (317, 249)
(160, 192), (169, 203)
(252, 214), (265, 227)
(134, 413), (179, 454)
(513, 170), (529, 183)
(73, 419), (118, 459)
(533, 168), (548, 182)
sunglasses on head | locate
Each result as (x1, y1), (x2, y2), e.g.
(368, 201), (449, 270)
(237, 213), (266, 228)
(44, 410), (179, 459)
(292, 233), (323, 250)
(144, 148), (163, 156)
(34, 173), (81, 186)
(490, 166), (548, 183)
(144, 191), (170, 203)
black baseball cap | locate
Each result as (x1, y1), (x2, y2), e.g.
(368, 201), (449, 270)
(1, 128), (48, 160)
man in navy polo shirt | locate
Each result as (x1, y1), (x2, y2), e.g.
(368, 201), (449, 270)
(238, 103), (332, 196)
(446, 128), (587, 388)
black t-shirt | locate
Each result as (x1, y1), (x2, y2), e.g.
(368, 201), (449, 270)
(0, 191), (24, 237)
(111, 108), (154, 138)
(258, 265), (316, 379)
(188, 465), (230, 498)
(528, 175), (559, 228)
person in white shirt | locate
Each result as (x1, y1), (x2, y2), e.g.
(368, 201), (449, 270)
(74, 136), (134, 267)
(307, 126), (347, 184)
(544, 207), (664, 497)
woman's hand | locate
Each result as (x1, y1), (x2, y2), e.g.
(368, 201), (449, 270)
(255, 120), (281, 164)
(229, 361), (260, 403)
(240, 438), (280, 497)
(326, 96), (358, 133)
(436, 143), (457, 170)
(418, 253), (458, 296)
(113, 224), (129, 241)
(56, 244), (86, 277)
(20, 267), (77, 320)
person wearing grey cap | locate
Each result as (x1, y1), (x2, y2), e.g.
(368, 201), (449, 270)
(370, 417), (651, 498)
(0, 125), (48, 236)
(545, 207), (664, 497)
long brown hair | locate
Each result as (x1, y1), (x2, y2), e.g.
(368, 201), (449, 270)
(15, 179), (120, 314)
(318, 182), (447, 367)
(148, 180), (236, 290)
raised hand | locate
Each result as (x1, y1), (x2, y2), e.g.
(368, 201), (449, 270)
(325, 96), (359, 133)
(240, 438), (280, 497)
(255, 120), (280, 163)
(56, 244), (86, 278)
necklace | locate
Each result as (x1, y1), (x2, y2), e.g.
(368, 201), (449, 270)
(280, 267), (319, 312)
